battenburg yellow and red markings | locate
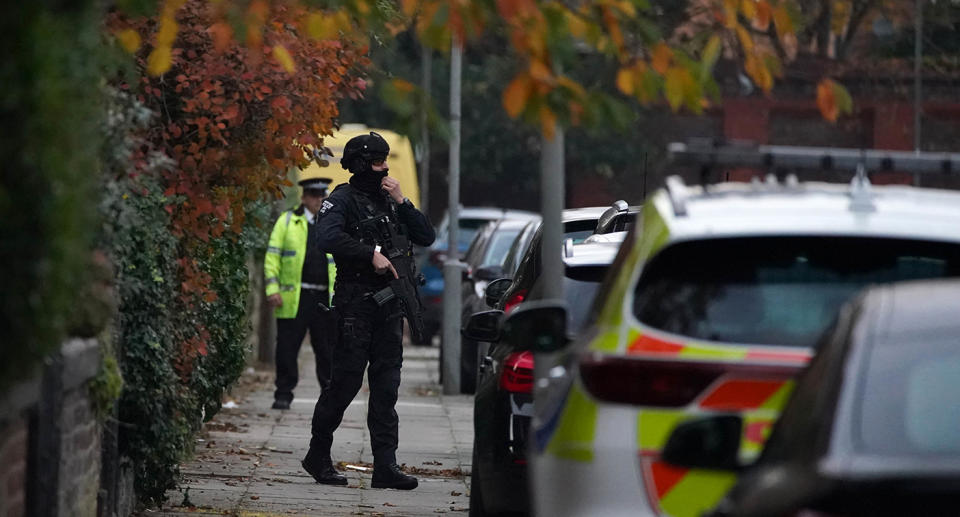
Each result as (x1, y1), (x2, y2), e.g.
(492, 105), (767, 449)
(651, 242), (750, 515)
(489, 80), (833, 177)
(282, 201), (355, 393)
(627, 332), (813, 363)
(622, 330), (808, 517)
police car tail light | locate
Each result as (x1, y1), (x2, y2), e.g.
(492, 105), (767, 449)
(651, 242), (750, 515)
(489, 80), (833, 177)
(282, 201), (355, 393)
(503, 289), (527, 314)
(579, 354), (804, 407)
(578, 354), (723, 407)
(500, 351), (534, 394)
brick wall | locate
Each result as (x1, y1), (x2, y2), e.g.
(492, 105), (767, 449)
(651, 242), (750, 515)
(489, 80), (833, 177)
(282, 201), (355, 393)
(0, 339), (112, 517)
(0, 417), (29, 517)
(58, 389), (100, 517)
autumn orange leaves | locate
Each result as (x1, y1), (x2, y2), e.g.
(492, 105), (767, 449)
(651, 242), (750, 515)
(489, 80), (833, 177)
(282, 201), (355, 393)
(816, 78), (853, 123)
(112, 0), (855, 143)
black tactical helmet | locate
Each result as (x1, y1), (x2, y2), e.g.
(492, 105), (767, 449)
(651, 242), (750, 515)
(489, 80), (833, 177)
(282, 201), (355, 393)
(340, 131), (390, 174)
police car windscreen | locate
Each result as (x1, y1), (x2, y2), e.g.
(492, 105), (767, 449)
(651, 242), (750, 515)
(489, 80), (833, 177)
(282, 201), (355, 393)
(632, 237), (960, 348)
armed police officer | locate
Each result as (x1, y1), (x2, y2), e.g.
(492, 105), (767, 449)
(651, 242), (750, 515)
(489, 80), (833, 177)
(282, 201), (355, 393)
(301, 132), (435, 490)
(265, 176), (337, 410)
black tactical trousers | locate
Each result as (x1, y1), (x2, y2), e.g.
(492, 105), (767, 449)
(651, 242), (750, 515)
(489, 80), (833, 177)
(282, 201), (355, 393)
(274, 289), (333, 403)
(309, 283), (404, 465)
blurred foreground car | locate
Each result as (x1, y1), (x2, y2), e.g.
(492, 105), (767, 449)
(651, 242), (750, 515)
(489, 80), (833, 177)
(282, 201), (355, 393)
(463, 240), (619, 517)
(664, 279), (960, 517)
(510, 144), (960, 517)
(418, 207), (537, 345)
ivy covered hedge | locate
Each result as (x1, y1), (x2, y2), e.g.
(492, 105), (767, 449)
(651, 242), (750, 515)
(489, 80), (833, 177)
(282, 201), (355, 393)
(101, 0), (364, 505)
(100, 88), (273, 504)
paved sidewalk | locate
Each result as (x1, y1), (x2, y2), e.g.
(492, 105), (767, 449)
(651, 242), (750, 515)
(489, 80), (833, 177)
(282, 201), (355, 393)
(146, 345), (474, 517)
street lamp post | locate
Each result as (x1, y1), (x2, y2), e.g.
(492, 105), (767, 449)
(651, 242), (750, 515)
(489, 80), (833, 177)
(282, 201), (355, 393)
(441, 37), (463, 395)
(914, 0), (923, 185)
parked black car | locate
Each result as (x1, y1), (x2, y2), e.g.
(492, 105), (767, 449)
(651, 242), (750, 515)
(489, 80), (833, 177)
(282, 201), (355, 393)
(663, 279), (960, 517)
(463, 240), (620, 517)
(458, 217), (539, 393)
(496, 203), (639, 315)
(499, 219), (540, 282)
(458, 204), (632, 392)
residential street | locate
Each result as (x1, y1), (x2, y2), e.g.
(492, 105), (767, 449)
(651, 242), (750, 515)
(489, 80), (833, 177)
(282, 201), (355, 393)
(144, 345), (474, 517)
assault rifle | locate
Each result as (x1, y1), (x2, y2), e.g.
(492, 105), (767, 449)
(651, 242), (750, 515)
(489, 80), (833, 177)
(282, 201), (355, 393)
(359, 208), (427, 344)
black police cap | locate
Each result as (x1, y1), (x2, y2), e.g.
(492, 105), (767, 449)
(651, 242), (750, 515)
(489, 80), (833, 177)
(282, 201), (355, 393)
(299, 177), (332, 194)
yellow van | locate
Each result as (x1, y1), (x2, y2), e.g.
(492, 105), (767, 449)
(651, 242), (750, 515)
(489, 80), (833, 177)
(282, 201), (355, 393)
(299, 124), (420, 206)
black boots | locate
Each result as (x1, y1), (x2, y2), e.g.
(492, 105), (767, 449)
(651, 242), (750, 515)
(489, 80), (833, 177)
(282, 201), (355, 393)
(271, 399), (291, 410)
(302, 453), (347, 486)
(302, 451), (417, 490)
(371, 463), (418, 490)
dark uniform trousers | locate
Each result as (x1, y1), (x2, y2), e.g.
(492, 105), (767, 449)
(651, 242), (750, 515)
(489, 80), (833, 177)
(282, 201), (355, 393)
(274, 288), (333, 403)
(309, 283), (404, 465)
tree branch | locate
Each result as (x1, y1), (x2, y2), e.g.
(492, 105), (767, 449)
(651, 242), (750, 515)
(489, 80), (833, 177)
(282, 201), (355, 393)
(836, 0), (877, 60)
(815, 0), (832, 57)
(739, 15), (788, 61)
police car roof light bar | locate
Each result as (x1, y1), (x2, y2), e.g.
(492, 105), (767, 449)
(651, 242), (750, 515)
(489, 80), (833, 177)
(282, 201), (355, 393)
(668, 139), (960, 176)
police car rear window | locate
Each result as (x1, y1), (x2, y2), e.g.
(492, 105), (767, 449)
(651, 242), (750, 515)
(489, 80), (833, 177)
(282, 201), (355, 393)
(632, 237), (960, 347)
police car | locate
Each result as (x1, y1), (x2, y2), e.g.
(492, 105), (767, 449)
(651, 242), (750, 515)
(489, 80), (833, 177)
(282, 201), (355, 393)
(503, 143), (960, 517)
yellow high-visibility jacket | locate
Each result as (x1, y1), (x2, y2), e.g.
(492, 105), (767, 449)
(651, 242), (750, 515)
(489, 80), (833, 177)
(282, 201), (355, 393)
(264, 207), (336, 319)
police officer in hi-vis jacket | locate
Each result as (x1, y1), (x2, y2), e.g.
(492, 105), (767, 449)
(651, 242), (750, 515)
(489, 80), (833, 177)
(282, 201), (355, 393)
(264, 176), (337, 410)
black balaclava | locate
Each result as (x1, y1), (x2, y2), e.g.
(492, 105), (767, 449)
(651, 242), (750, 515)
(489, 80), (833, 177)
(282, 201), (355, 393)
(350, 166), (389, 194)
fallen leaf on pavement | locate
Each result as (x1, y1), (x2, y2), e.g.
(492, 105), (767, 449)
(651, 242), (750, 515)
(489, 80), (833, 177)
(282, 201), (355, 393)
(250, 495), (260, 500)
(450, 491), (462, 496)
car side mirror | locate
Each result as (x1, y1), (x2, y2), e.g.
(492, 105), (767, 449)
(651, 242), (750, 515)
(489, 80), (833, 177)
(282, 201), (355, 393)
(595, 199), (629, 234)
(662, 415), (744, 471)
(484, 278), (513, 308)
(474, 265), (504, 282)
(502, 300), (568, 353)
(462, 310), (503, 342)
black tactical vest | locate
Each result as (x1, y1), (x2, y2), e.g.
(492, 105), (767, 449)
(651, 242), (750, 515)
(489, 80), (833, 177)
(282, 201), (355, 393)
(337, 185), (398, 287)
